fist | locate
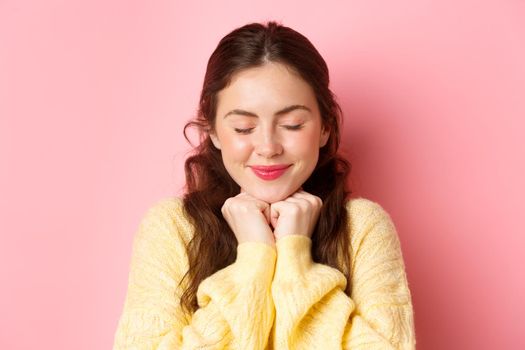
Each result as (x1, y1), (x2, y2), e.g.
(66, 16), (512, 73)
(221, 192), (275, 247)
(270, 190), (323, 241)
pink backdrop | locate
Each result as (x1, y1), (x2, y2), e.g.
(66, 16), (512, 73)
(1, 1), (524, 349)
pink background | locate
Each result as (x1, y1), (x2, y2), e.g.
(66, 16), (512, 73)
(1, 1), (524, 349)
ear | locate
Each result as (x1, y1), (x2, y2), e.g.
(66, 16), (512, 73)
(320, 125), (330, 148)
(209, 132), (221, 150)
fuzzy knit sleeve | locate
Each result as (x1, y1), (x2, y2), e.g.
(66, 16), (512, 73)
(112, 198), (277, 350)
(269, 198), (416, 350)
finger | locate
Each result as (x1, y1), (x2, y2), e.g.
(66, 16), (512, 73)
(254, 199), (269, 211)
(290, 192), (310, 201)
(262, 205), (271, 224)
(291, 191), (322, 206)
(270, 201), (284, 217)
(283, 196), (304, 204)
(284, 196), (321, 217)
(282, 198), (312, 215)
(270, 204), (281, 229)
(270, 217), (278, 230)
(291, 190), (310, 197)
(270, 201), (299, 222)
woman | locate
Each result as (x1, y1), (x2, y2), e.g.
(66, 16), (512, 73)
(113, 21), (416, 349)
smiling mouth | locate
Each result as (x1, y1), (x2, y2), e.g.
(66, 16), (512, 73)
(249, 165), (291, 181)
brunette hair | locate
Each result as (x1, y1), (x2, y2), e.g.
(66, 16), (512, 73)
(179, 20), (352, 315)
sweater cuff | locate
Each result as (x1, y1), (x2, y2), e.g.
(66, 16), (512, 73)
(274, 235), (313, 280)
(233, 241), (277, 283)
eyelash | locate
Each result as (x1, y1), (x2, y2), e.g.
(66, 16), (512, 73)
(234, 124), (304, 134)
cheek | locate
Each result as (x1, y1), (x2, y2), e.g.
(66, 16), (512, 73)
(285, 130), (320, 157)
(222, 136), (252, 161)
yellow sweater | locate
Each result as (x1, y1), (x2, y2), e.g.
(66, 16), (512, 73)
(113, 197), (416, 349)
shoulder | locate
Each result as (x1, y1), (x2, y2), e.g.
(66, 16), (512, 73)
(343, 197), (401, 255)
(134, 196), (193, 249)
(139, 196), (185, 227)
(344, 196), (381, 214)
(142, 196), (184, 217)
(344, 196), (394, 227)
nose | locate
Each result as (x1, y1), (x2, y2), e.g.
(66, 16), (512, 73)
(255, 129), (283, 158)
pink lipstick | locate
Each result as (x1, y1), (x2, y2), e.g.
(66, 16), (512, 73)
(250, 164), (291, 180)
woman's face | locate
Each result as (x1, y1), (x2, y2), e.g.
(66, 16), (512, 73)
(210, 62), (329, 204)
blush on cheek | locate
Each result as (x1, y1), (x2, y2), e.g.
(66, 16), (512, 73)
(229, 139), (251, 151)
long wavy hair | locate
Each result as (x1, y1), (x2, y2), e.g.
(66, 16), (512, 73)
(179, 21), (353, 315)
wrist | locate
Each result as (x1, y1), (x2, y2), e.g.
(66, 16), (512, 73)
(274, 234), (313, 280)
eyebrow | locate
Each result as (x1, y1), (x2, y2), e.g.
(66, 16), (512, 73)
(223, 104), (312, 119)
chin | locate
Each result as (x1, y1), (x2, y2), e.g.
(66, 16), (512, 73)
(260, 195), (285, 204)
(249, 187), (298, 204)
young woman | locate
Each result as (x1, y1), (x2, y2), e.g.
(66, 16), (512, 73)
(113, 21), (416, 349)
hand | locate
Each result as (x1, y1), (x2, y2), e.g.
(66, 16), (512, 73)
(221, 191), (275, 247)
(270, 190), (323, 241)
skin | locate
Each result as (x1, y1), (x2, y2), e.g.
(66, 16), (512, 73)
(209, 62), (329, 247)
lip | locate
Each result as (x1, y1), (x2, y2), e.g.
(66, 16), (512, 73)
(249, 164), (291, 180)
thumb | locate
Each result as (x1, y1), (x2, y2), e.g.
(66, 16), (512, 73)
(270, 203), (281, 230)
(262, 205), (271, 225)
(253, 200), (271, 222)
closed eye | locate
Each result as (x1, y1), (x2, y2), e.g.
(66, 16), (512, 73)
(234, 127), (254, 134)
(283, 124), (304, 130)
(233, 124), (304, 134)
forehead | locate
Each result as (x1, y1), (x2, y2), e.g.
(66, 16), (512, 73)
(216, 63), (317, 109)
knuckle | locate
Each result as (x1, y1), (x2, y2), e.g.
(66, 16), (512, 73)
(288, 204), (301, 215)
